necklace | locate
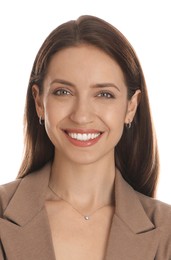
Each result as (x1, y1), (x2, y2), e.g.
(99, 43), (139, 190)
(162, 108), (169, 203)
(48, 184), (112, 220)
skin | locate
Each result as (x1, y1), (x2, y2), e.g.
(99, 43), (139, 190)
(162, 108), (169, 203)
(33, 44), (140, 259)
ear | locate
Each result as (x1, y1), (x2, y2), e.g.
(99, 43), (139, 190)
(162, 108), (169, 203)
(125, 90), (141, 124)
(32, 85), (44, 119)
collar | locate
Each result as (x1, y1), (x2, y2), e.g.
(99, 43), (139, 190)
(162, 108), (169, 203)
(1, 163), (159, 259)
(105, 169), (159, 260)
(114, 169), (154, 234)
(3, 163), (51, 226)
(4, 163), (155, 233)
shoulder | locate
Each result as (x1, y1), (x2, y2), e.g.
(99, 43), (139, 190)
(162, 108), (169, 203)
(0, 163), (51, 218)
(136, 191), (171, 225)
(0, 179), (21, 216)
(136, 191), (171, 257)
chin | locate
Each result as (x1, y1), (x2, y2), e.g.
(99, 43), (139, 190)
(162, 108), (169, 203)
(65, 152), (102, 166)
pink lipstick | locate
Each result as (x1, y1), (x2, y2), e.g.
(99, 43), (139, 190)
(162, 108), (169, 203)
(63, 129), (103, 147)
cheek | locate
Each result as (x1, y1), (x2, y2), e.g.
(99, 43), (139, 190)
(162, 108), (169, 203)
(43, 99), (70, 125)
(101, 103), (128, 129)
(42, 100), (66, 145)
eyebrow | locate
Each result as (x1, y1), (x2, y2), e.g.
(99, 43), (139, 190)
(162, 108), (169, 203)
(50, 79), (120, 92)
(92, 83), (120, 92)
(50, 79), (75, 87)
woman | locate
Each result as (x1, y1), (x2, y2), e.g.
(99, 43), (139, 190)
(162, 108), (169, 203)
(0, 15), (170, 260)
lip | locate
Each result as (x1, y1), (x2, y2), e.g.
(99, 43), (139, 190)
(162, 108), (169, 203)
(62, 129), (104, 147)
(63, 128), (102, 134)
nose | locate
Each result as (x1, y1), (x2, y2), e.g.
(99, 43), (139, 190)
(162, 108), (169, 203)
(69, 98), (94, 125)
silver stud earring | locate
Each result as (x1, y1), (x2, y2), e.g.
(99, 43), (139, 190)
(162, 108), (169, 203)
(39, 116), (44, 125)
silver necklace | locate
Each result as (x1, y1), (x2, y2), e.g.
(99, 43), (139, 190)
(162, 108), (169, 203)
(48, 184), (111, 220)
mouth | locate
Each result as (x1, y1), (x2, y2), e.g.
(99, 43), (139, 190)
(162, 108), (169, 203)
(63, 129), (103, 144)
(68, 132), (101, 141)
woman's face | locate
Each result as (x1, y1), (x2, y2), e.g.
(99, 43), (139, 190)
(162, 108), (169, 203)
(33, 45), (140, 165)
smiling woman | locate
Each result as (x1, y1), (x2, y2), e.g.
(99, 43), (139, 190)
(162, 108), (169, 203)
(0, 15), (171, 260)
(32, 45), (136, 166)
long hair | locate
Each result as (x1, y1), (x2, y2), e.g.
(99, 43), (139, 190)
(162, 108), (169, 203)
(18, 15), (159, 197)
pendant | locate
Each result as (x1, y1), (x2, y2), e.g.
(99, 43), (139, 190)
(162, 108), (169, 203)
(84, 216), (89, 220)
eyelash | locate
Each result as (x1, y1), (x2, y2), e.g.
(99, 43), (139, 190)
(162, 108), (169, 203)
(96, 91), (115, 99)
(53, 88), (115, 99)
(53, 88), (71, 96)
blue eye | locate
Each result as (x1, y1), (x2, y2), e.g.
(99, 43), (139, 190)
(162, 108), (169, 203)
(53, 89), (71, 96)
(97, 92), (114, 99)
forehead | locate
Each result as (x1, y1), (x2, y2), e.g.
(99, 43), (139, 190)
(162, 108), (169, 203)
(45, 44), (126, 89)
(48, 44), (121, 70)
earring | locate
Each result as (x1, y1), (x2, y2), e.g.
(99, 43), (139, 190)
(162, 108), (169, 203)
(39, 116), (44, 125)
(126, 120), (132, 129)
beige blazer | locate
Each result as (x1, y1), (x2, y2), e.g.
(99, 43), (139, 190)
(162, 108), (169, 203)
(0, 163), (171, 260)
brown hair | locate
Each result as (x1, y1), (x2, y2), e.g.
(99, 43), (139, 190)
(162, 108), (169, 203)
(18, 15), (159, 197)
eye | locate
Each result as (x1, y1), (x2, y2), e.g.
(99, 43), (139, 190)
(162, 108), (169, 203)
(53, 88), (71, 96)
(97, 91), (115, 99)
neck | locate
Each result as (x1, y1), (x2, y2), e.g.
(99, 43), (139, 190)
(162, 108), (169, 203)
(49, 152), (115, 211)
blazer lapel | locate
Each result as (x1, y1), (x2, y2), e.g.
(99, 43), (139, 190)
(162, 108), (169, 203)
(0, 164), (160, 259)
(0, 163), (56, 260)
(105, 170), (160, 260)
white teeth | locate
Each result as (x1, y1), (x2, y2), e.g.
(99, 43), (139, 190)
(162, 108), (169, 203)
(68, 132), (101, 141)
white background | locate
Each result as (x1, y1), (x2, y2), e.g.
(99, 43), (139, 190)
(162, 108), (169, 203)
(0, 0), (170, 203)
